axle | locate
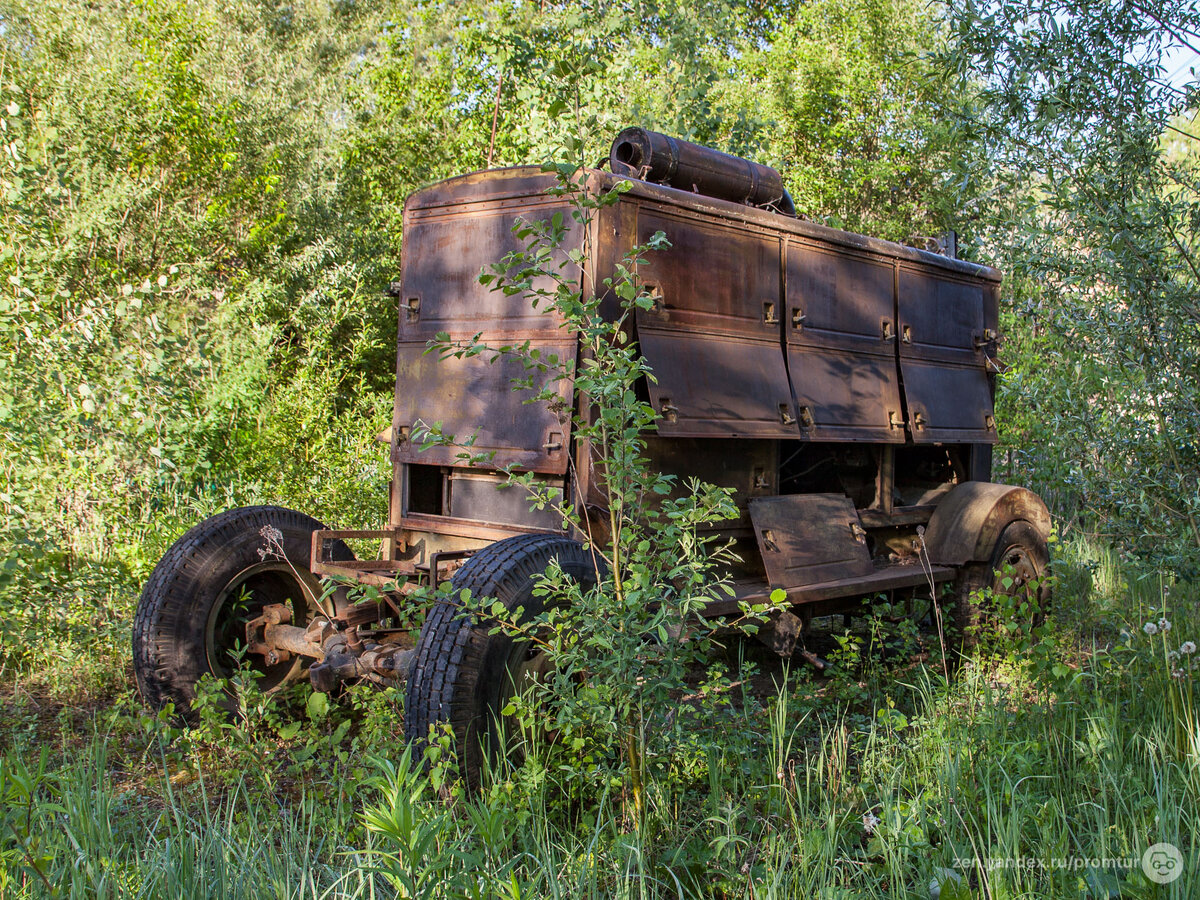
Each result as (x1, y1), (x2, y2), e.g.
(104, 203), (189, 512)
(245, 602), (415, 692)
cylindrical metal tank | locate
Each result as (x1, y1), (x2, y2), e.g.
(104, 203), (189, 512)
(609, 127), (796, 215)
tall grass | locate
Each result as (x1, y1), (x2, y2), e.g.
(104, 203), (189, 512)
(3, 536), (1199, 898)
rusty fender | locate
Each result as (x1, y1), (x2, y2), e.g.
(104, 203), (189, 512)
(922, 481), (1051, 567)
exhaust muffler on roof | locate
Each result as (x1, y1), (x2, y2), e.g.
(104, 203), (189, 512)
(609, 127), (796, 216)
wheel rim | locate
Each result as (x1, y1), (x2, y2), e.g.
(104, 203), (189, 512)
(994, 543), (1042, 593)
(496, 639), (558, 753)
(204, 561), (322, 692)
(990, 538), (1047, 629)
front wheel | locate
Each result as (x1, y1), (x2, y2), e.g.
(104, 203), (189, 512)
(404, 533), (600, 788)
(132, 505), (351, 712)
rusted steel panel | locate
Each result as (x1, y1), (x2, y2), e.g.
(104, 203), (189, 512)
(700, 564), (956, 616)
(632, 207), (798, 436)
(400, 203), (578, 338)
(897, 266), (998, 444)
(642, 437), (777, 524)
(392, 334), (575, 473)
(900, 359), (996, 444)
(394, 169), (583, 475)
(446, 470), (565, 530)
(785, 344), (906, 441)
(634, 208), (782, 330)
(601, 170), (1003, 286)
(638, 326), (798, 437)
(749, 494), (875, 589)
(922, 482), (1051, 565)
(783, 243), (904, 441)
(405, 167), (565, 212)
(898, 268), (987, 363)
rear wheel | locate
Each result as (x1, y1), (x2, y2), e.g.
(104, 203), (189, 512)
(133, 506), (351, 712)
(951, 520), (1050, 650)
(404, 533), (600, 788)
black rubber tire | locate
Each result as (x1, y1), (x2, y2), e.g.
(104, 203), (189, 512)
(132, 505), (352, 712)
(951, 519), (1050, 650)
(404, 533), (600, 788)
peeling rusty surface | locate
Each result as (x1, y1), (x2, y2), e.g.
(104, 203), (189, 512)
(393, 168), (580, 475)
(784, 242), (905, 442)
(633, 207), (798, 437)
(609, 127), (794, 213)
(392, 333), (576, 473)
(897, 266), (998, 444)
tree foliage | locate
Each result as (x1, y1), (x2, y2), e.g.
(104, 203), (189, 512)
(937, 0), (1200, 573)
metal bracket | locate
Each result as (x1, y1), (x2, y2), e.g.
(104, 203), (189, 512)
(974, 328), (997, 349)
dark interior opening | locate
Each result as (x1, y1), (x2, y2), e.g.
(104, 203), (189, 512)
(893, 445), (965, 505)
(406, 464), (444, 515)
(777, 443), (878, 509)
(614, 140), (641, 168)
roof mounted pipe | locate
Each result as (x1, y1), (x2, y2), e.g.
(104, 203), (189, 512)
(609, 127), (796, 216)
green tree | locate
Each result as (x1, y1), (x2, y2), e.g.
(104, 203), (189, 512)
(937, 0), (1200, 573)
(0, 0), (392, 682)
(344, 0), (963, 241)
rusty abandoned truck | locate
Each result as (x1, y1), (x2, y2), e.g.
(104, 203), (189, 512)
(133, 129), (1050, 777)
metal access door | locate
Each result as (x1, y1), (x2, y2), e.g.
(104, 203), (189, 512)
(896, 267), (999, 444)
(392, 172), (578, 474)
(749, 494), (875, 589)
(633, 207), (800, 438)
(784, 242), (905, 442)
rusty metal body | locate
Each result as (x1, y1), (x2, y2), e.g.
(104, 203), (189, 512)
(128, 133), (1053, 721)
(302, 142), (1047, 633)
(229, 132), (1053, 698)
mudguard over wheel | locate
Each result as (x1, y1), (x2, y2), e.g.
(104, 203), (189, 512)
(404, 533), (600, 787)
(133, 505), (351, 712)
(951, 519), (1050, 649)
